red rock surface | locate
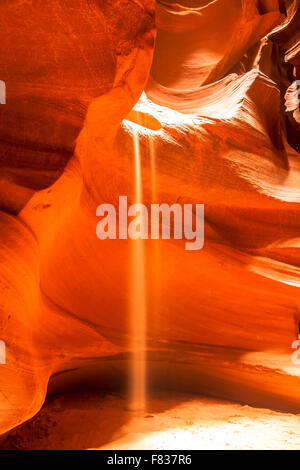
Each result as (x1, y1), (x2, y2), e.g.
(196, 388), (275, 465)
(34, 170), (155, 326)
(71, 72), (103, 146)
(0, 0), (300, 440)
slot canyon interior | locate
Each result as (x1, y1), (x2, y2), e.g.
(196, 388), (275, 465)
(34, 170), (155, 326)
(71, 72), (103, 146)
(0, 0), (300, 450)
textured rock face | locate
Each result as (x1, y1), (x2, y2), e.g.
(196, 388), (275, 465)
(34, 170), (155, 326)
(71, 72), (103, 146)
(0, 0), (300, 436)
(272, 0), (300, 151)
(0, 0), (155, 175)
(0, 0), (156, 433)
(150, 0), (286, 90)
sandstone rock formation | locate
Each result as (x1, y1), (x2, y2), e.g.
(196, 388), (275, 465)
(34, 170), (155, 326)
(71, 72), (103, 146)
(0, 0), (300, 436)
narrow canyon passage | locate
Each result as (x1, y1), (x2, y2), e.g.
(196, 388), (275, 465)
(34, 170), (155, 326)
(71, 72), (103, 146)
(0, 0), (300, 449)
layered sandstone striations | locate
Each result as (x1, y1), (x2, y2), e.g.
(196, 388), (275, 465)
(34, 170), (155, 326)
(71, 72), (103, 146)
(0, 0), (300, 437)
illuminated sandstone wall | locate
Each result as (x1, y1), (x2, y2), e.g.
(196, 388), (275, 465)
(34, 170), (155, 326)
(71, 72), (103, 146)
(0, 0), (300, 434)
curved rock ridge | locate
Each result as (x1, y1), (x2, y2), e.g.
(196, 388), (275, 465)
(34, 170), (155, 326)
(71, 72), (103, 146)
(0, 0), (300, 438)
(0, 0), (155, 209)
(147, 0), (299, 150)
(0, 0), (156, 434)
(270, 0), (300, 150)
(149, 0), (285, 91)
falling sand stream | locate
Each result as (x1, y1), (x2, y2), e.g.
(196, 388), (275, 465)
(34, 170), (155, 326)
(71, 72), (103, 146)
(128, 128), (147, 411)
(128, 122), (161, 411)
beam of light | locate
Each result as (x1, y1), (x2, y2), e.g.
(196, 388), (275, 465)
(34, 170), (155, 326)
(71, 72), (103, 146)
(128, 127), (147, 411)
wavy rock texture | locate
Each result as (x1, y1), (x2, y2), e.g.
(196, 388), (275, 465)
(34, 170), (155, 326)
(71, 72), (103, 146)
(0, 0), (300, 439)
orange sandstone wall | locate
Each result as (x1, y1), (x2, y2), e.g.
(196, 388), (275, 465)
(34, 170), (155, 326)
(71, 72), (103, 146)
(0, 0), (300, 434)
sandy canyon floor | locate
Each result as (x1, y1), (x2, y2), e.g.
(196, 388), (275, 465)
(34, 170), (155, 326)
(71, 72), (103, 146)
(1, 390), (300, 450)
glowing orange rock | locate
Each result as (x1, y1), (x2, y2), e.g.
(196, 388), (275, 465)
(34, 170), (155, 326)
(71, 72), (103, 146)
(0, 0), (156, 433)
(1, 0), (300, 436)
